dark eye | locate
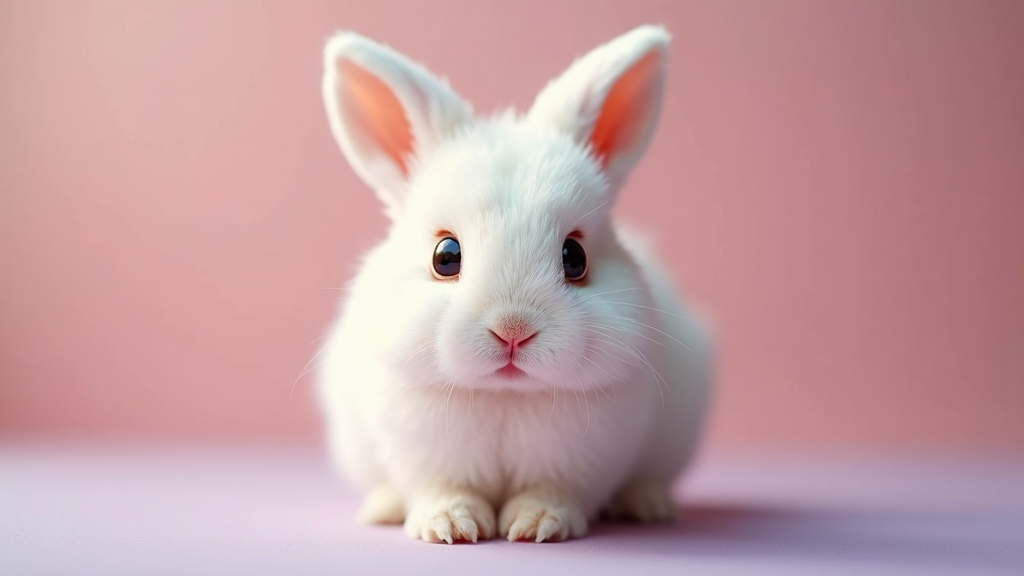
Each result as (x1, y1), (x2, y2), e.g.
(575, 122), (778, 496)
(432, 237), (461, 278)
(562, 238), (587, 281)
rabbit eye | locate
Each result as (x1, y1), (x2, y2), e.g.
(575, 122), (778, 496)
(562, 238), (587, 281)
(432, 237), (461, 278)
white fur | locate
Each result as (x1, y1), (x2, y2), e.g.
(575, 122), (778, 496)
(316, 25), (713, 544)
(527, 24), (669, 190)
(321, 32), (474, 218)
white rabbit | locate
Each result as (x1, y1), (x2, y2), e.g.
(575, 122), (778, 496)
(315, 24), (713, 544)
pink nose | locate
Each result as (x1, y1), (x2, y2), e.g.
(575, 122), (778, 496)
(488, 320), (538, 349)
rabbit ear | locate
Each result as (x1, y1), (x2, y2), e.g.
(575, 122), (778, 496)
(322, 33), (473, 218)
(527, 25), (670, 191)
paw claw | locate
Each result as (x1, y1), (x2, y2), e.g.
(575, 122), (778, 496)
(453, 515), (480, 543)
(536, 515), (562, 543)
(500, 489), (587, 543)
(404, 492), (495, 544)
(429, 517), (455, 544)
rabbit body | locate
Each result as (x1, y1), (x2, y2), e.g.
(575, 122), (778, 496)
(316, 25), (712, 543)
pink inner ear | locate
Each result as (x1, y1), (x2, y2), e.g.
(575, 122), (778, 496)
(337, 59), (414, 175)
(589, 51), (660, 168)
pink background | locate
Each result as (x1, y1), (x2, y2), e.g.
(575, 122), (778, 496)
(1, 0), (1022, 452)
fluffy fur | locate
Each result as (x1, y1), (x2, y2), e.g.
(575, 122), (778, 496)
(316, 24), (713, 544)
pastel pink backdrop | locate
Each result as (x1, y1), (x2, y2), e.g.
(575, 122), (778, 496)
(1, 0), (1021, 452)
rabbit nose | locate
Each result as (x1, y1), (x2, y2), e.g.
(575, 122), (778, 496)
(488, 317), (538, 349)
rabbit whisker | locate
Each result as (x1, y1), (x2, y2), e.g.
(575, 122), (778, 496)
(443, 376), (458, 452)
(577, 200), (609, 221)
(576, 286), (641, 303)
(574, 372), (590, 437)
(605, 315), (702, 361)
(547, 384), (558, 430)
(589, 300), (688, 320)
(586, 326), (667, 406)
(578, 354), (618, 401)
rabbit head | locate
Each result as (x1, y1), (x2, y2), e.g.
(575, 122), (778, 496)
(322, 25), (670, 393)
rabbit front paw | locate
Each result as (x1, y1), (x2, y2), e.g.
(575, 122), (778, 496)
(403, 490), (496, 544)
(499, 488), (588, 543)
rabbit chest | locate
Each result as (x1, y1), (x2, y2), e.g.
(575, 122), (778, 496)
(370, 377), (660, 511)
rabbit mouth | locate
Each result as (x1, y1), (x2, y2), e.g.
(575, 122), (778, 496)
(494, 362), (527, 380)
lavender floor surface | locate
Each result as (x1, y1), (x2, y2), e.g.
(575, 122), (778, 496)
(1, 444), (1022, 575)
